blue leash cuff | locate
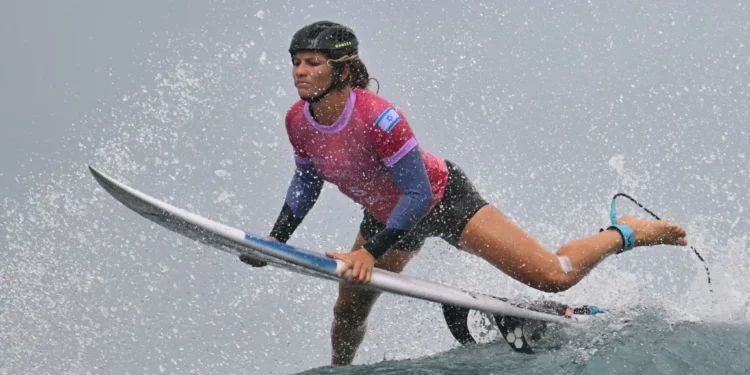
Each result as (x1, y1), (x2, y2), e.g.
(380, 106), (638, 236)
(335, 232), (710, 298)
(607, 224), (636, 253)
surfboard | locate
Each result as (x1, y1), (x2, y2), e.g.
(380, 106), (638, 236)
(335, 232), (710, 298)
(88, 166), (602, 352)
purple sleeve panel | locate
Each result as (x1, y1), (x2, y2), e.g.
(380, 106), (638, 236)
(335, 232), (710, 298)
(285, 162), (324, 218)
(294, 154), (313, 165)
(383, 137), (418, 167)
(384, 147), (434, 230)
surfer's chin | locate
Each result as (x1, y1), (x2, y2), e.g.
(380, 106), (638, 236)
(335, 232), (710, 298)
(296, 90), (318, 101)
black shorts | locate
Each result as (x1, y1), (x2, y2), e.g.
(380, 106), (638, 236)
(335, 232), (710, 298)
(359, 160), (489, 252)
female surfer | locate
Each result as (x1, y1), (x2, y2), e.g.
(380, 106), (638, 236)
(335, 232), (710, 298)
(241, 21), (688, 365)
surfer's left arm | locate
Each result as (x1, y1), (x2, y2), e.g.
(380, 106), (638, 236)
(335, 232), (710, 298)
(327, 147), (433, 283)
(365, 147), (433, 258)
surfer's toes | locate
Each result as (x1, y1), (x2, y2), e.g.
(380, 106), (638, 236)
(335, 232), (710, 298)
(668, 223), (688, 246)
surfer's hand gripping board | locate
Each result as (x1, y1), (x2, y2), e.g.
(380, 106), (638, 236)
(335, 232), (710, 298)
(326, 248), (375, 284)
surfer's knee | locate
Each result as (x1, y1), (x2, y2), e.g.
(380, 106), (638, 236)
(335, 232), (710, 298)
(532, 265), (577, 293)
(534, 277), (575, 293)
(528, 279), (571, 293)
(540, 256), (578, 292)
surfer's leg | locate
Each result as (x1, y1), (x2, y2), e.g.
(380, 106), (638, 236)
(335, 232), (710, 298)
(331, 232), (417, 365)
(458, 204), (687, 292)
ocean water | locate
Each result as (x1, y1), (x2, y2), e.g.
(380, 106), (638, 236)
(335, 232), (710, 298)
(2, 1), (749, 374)
(302, 314), (750, 374)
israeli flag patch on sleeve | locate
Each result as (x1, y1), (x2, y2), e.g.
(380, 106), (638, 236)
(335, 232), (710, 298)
(375, 107), (401, 133)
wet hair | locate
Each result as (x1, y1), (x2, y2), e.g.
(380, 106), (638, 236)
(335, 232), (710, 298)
(328, 55), (370, 90)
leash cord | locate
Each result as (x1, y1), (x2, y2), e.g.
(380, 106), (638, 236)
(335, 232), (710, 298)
(610, 193), (713, 293)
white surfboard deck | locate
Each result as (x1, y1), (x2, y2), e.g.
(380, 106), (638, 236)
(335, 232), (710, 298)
(89, 166), (584, 325)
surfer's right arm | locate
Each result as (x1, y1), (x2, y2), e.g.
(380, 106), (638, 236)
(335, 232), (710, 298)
(271, 106), (324, 243)
(240, 161), (323, 267)
(269, 161), (324, 242)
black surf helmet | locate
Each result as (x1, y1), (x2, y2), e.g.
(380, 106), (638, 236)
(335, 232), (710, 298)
(289, 21), (360, 102)
(288, 21), (359, 60)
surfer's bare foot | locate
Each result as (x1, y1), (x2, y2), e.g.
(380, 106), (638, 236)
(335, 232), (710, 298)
(617, 216), (688, 247)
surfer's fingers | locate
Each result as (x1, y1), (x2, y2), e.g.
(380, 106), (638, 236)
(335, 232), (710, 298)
(350, 261), (362, 283)
(364, 266), (372, 284)
(341, 260), (355, 278)
(329, 253), (351, 277)
(337, 263), (349, 277)
(357, 263), (369, 283)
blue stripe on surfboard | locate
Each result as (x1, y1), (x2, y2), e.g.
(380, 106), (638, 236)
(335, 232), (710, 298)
(243, 234), (338, 272)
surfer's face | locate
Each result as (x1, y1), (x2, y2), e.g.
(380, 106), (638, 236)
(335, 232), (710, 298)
(292, 51), (333, 100)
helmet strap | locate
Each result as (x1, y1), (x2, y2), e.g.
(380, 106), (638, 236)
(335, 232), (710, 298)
(303, 62), (349, 103)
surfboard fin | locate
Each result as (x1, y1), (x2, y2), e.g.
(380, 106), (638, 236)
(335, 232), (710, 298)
(494, 314), (537, 353)
(442, 300), (608, 354)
